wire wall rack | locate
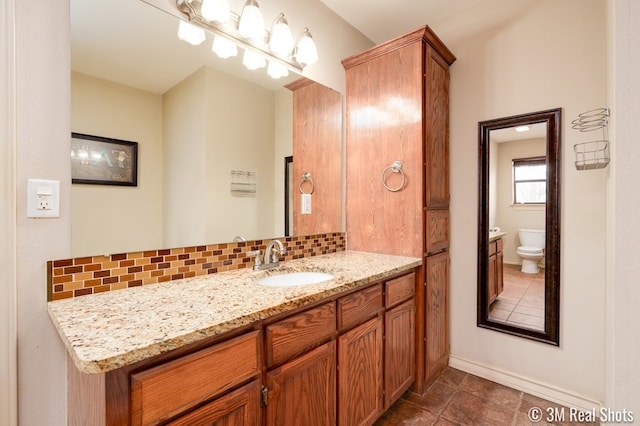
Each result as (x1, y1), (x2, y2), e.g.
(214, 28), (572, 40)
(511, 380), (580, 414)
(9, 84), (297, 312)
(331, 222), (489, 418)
(571, 107), (610, 170)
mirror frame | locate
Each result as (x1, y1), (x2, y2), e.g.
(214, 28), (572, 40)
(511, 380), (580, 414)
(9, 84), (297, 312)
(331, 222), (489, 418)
(477, 108), (561, 345)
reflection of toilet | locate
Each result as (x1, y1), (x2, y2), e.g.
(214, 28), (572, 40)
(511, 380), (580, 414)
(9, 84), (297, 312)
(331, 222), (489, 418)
(516, 229), (545, 274)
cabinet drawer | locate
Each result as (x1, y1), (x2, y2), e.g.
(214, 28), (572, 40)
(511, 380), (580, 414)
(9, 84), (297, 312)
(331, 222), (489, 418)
(266, 302), (336, 368)
(385, 273), (415, 307)
(496, 238), (504, 252)
(337, 284), (383, 332)
(131, 330), (260, 426)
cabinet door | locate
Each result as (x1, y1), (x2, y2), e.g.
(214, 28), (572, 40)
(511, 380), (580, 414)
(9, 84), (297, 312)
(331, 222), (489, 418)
(384, 299), (416, 408)
(424, 45), (450, 209)
(497, 251), (504, 296)
(488, 253), (497, 304)
(338, 316), (384, 426)
(265, 341), (336, 426)
(167, 380), (260, 426)
(425, 251), (449, 385)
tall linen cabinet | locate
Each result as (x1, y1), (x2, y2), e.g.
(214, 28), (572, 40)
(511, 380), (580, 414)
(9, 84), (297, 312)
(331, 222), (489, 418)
(343, 26), (455, 392)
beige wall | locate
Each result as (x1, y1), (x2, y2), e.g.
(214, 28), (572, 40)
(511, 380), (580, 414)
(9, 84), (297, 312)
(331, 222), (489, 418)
(15, 0), (72, 424)
(71, 72), (164, 256)
(493, 138), (546, 264)
(440, 0), (608, 407)
(608, 0), (640, 413)
(163, 68), (208, 248)
(10, 1), (370, 424)
(163, 66), (283, 246)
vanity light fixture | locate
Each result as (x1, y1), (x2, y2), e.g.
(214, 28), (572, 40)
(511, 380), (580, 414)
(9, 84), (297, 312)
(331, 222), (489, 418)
(211, 34), (238, 58)
(294, 28), (319, 66)
(267, 61), (289, 79)
(201, 0), (230, 23)
(269, 13), (294, 58)
(238, 0), (265, 42)
(243, 49), (266, 70)
(515, 125), (531, 132)
(176, 0), (318, 77)
(177, 20), (206, 45)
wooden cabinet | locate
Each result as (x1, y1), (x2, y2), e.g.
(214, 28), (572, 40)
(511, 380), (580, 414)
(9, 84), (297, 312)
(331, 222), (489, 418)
(265, 341), (336, 426)
(285, 78), (342, 236)
(425, 252), (449, 383)
(384, 273), (416, 407)
(167, 380), (260, 426)
(338, 317), (384, 426)
(130, 331), (261, 425)
(343, 26), (455, 391)
(95, 271), (418, 426)
(488, 238), (504, 305)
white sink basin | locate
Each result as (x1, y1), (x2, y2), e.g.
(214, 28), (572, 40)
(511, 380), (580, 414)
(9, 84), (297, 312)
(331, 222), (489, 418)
(257, 272), (334, 287)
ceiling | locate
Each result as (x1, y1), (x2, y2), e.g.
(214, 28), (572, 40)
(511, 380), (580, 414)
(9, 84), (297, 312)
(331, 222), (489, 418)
(319, 0), (488, 45)
(71, 0), (524, 95)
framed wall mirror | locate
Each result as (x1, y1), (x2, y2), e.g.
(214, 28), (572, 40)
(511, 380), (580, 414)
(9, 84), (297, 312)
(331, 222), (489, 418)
(477, 108), (561, 345)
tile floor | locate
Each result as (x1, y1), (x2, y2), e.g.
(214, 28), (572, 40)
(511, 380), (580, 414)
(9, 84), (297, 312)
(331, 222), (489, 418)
(488, 264), (545, 331)
(375, 368), (599, 426)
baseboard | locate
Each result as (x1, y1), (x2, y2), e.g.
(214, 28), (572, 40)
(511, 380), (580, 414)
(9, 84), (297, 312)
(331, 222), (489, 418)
(449, 354), (602, 412)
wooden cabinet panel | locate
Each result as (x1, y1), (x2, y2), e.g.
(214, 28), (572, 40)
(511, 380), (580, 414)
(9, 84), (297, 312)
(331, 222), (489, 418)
(385, 272), (415, 308)
(343, 37), (425, 258)
(497, 251), (504, 295)
(130, 331), (260, 426)
(425, 209), (449, 255)
(489, 253), (497, 304)
(265, 341), (336, 426)
(286, 79), (342, 236)
(425, 252), (449, 384)
(343, 26), (454, 392)
(166, 380), (260, 426)
(266, 303), (336, 368)
(337, 284), (382, 332)
(424, 46), (450, 209)
(338, 316), (384, 426)
(384, 299), (416, 408)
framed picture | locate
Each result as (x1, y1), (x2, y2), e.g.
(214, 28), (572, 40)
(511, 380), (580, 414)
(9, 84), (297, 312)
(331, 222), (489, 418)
(71, 133), (138, 186)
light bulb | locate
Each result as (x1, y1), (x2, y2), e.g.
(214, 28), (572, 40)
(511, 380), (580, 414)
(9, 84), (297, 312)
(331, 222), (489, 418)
(238, 0), (265, 42)
(269, 13), (294, 58)
(201, 0), (230, 23)
(177, 20), (206, 46)
(212, 35), (238, 58)
(267, 61), (289, 79)
(242, 50), (266, 70)
(294, 28), (318, 66)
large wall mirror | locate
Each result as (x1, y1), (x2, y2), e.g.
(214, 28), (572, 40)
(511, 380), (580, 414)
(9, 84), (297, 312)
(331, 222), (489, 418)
(70, 0), (342, 257)
(477, 108), (561, 345)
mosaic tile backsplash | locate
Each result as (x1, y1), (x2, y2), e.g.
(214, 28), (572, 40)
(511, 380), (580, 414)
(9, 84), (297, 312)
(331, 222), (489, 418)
(48, 232), (346, 301)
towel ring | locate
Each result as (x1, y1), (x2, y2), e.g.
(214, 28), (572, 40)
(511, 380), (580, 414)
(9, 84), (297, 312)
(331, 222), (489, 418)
(299, 172), (314, 194)
(382, 161), (406, 192)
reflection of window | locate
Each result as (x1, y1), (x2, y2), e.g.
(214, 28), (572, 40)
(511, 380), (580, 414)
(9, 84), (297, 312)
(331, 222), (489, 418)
(513, 156), (546, 204)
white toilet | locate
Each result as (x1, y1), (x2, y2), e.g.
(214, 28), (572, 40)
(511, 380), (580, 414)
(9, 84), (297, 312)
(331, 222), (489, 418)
(516, 229), (545, 274)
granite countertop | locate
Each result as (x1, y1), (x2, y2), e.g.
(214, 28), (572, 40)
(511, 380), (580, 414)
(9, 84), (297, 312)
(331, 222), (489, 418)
(48, 250), (421, 374)
(489, 231), (507, 242)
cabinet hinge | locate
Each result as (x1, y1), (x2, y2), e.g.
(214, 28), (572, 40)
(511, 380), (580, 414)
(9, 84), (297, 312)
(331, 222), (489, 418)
(261, 386), (268, 406)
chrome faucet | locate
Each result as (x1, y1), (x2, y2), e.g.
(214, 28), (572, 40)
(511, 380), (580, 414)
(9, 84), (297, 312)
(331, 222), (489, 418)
(247, 239), (286, 271)
(263, 239), (286, 267)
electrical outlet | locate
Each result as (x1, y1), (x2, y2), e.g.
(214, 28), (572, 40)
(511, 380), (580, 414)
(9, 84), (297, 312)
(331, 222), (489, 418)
(27, 179), (60, 218)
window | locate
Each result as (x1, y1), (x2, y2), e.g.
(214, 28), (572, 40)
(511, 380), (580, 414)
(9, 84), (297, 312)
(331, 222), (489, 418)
(513, 156), (546, 204)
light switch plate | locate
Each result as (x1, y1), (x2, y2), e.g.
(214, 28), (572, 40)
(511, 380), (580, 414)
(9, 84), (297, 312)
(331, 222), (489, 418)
(301, 193), (312, 215)
(27, 179), (60, 218)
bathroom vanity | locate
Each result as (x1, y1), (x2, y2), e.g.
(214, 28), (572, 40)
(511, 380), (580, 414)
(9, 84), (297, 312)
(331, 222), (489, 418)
(48, 251), (420, 425)
(488, 232), (506, 304)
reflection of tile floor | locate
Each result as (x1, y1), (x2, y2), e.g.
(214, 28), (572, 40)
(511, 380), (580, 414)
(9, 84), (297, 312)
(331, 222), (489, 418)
(376, 367), (600, 425)
(489, 264), (545, 331)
